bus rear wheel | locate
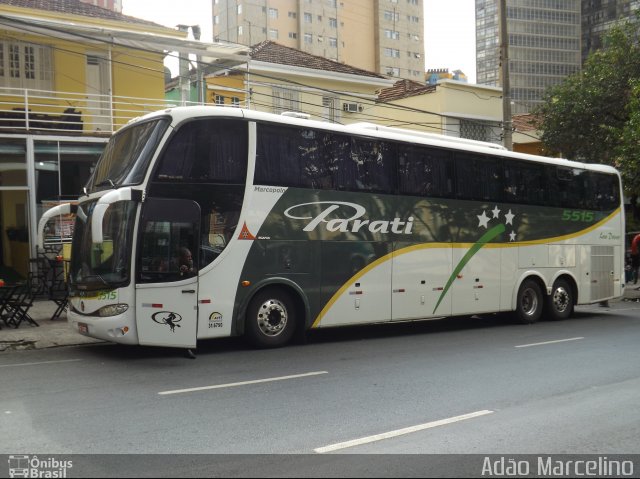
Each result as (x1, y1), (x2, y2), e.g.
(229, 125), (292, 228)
(246, 288), (297, 348)
(515, 279), (543, 324)
(546, 279), (574, 320)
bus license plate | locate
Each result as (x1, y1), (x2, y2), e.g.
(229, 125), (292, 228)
(78, 323), (88, 335)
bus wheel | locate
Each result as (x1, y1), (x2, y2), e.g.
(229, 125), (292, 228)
(546, 279), (574, 320)
(515, 279), (543, 324)
(246, 288), (296, 348)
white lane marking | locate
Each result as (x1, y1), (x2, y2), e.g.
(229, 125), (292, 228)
(0, 359), (83, 368)
(515, 337), (584, 348)
(158, 371), (329, 396)
(314, 410), (494, 454)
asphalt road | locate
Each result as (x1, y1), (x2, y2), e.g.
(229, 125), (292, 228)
(1, 302), (639, 477)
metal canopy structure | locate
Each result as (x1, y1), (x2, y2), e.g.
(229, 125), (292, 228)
(0, 13), (250, 69)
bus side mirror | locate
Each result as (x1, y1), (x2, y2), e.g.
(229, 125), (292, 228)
(91, 188), (143, 244)
(37, 203), (74, 249)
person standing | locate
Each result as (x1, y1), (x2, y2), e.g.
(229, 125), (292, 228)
(631, 233), (640, 284)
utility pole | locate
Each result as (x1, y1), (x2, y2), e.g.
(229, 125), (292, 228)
(177, 24), (190, 106)
(191, 25), (204, 105)
(499, 0), (512, 150)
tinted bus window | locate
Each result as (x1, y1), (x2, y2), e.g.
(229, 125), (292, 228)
(398, 144), (453, 198)
(546, 166), (587, 209)
(586, 172), (620, 211)
(504, 160), (545, 205)
(455, 153), (503, 202)
(348, 137), (396, 193)
(256, 124), (336, 189)
(154, 119), (248, 183)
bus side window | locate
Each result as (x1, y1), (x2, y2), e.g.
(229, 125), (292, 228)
(398, 144), (452, 198)
(198, 186), (244, 268)
(138, 220), (198, 283)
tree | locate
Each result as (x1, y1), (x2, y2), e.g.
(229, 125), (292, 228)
(535, 15), (640, 200)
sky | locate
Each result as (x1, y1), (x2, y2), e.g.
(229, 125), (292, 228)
(122, 0), (477, 83)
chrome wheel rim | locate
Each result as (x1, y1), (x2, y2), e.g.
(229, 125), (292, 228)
(521, 287), (539, 316)
(256, 299), (288, 337)
(553, 286), (570, 313)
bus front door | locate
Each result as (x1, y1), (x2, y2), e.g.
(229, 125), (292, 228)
(135, 198), (201, 349)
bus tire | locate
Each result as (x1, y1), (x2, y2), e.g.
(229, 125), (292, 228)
(245, 288), (297, 348)
(546, 278), (574, 320)
(515, 279), (543, 324)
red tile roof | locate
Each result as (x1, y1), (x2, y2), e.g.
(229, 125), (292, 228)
(512, 113), (541, 132)
(0, 0), (166, 28)
(377, 79), (436, 102)
(250, 41), (386, 79)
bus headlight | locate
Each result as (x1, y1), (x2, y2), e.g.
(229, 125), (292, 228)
(97, 304), (129, 317)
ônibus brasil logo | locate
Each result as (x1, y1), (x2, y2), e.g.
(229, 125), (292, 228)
(284, 201), (414, 235)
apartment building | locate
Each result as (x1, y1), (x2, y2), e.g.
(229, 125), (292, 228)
(582, 0), (640, 63)
(212, 0), (425, 80)
(476, 0), (582, 114)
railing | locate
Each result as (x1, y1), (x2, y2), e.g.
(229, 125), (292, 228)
(0, 87), (199, 135)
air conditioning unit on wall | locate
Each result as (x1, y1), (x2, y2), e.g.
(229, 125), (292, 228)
(342, 102), (362, 113)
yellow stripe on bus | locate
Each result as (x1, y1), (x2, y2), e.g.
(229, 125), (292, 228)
(311, 209), (620, 328)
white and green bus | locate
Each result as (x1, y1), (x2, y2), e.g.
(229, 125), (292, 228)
(38, 106), (625, 349)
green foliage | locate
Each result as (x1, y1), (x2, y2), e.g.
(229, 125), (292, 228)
(535, 16), (640, 196)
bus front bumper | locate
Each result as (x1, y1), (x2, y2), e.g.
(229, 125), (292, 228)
(68, 310), (139, 345)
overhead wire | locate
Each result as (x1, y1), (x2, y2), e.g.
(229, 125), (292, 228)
(0, 13), (514, 142)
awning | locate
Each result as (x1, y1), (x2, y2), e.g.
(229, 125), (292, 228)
(0, 13), (249, 68)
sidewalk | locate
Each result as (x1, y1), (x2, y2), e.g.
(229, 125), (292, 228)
(0, 300), (103, 352)
(2, 287), (640, 353)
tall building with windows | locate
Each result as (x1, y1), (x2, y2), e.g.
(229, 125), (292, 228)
(475, 0), (582, 114)
(582, 0), (640, 63)
(79, 0), (122, 12)
(212, 0), (425, 80)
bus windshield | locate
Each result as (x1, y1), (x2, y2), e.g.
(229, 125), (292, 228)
(69, 200), (138, 290)
(86, 117), (170, 192)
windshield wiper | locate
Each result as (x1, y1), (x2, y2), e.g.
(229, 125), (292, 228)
(82, 274), (110, 288)
(96, 179), (115, 188)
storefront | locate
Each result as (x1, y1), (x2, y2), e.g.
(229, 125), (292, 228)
(0, 135), (107, 280)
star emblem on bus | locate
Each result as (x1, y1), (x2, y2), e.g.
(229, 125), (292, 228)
(477, 206), (517, 241)
(434, 205), (519, 314)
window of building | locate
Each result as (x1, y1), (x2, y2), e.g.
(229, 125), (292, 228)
(322, 96), (339, 123)
(0, 41), (53, 90)
(269, 8), (278, 18)
(384, 48), (400, 58)
(304, 12), (312, 23)
(0, 139), (27, 187)
(272, 86), (300, 113)
(385, 29), (400, 40)
(384, 10), (400, 21)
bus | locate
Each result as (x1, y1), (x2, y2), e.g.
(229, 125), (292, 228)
(38, 106), (625, 350)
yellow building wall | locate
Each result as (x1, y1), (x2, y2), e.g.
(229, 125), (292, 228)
(370, 81), (502, 137)
(209, 70), (386, 125)
(0, 190), (28, 276)
(206, 74), (247, 106)
(0, 6), (176, 133)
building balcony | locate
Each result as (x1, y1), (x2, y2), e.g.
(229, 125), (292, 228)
(0, 87), (188, 136)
